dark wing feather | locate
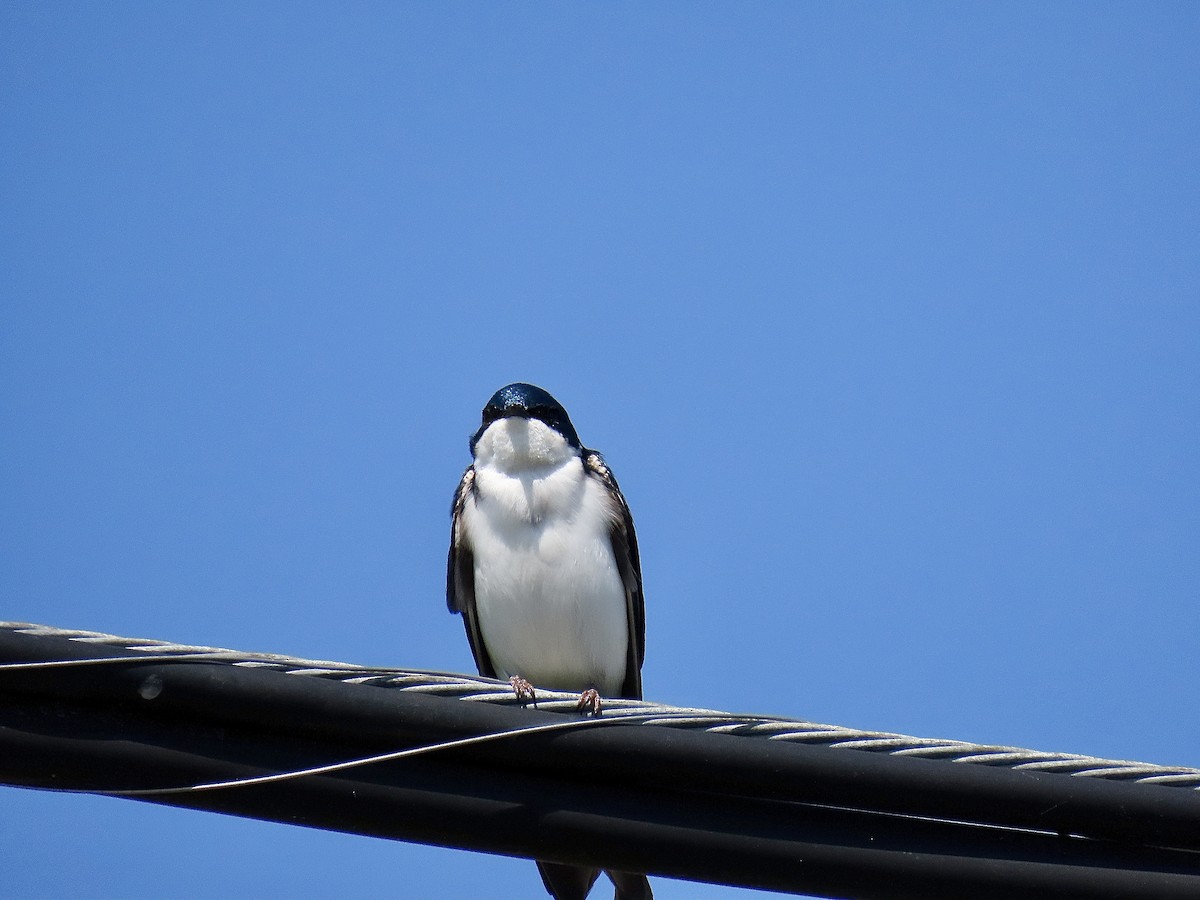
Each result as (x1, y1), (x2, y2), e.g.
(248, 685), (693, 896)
(446, 465), (498, 679)
(584, 451), (645, 701)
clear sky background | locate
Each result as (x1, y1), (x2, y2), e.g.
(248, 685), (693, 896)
(2, 4), (1198, 898)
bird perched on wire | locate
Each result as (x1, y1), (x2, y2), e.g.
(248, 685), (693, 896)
(448, 382), (651, 900)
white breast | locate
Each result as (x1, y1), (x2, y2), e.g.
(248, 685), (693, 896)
(463, 418), (629, 695)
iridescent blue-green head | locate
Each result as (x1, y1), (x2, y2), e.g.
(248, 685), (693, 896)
(470, 382), (582, 453)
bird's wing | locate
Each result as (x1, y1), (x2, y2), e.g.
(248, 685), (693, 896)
(585, 451), (645, 701)
(446, 465), (498, 679)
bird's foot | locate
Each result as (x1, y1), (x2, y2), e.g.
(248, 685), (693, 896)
(576, 688), (602, 716)
(509, 676), (537, 704)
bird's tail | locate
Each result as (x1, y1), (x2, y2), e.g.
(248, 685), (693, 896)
(537, 862), (652, 900)
(607, 869), (654, 899)
(537, 861), (600, 900)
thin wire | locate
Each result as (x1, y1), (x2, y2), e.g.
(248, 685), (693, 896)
(74, 713), (676, 797)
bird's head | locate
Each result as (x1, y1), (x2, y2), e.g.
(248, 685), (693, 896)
(470, 382), (583, 465)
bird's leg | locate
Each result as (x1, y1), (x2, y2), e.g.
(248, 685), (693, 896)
(509, 675), (536, 704)
(576, 687), (602, 716)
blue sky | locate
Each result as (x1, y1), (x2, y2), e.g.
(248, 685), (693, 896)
(2, 4), (1198, 898)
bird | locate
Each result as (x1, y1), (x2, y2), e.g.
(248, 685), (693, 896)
(447, 382), (652, 900)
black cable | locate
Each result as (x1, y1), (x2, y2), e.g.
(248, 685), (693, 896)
(2, 625), (1198, 900)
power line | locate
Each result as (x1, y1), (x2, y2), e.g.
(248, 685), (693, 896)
(2, 622), (1198, 899)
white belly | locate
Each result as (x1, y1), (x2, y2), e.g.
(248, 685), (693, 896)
(464, 461), (629, 695)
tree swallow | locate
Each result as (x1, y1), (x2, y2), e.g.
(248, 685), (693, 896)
(448, 382), (651, 900)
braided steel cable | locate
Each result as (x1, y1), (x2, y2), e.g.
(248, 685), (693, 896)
(5, 621), (1197, 789)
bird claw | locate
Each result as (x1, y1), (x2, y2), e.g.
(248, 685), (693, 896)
(509, 676), (537, 704)
(576, 688), (602, 716)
